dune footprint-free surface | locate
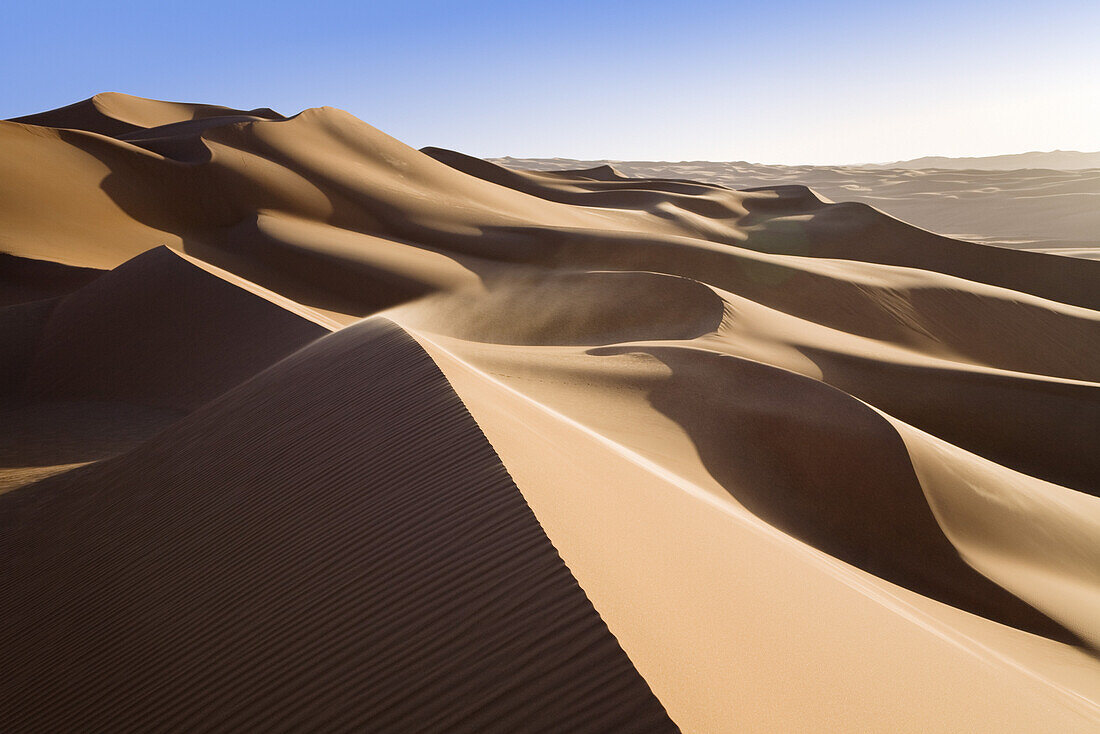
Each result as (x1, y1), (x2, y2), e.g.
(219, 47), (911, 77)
(1, 93), (1099, 732)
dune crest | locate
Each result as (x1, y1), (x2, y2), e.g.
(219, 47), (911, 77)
(10, 91), (284, 136)
(2, 95), (1099, 732)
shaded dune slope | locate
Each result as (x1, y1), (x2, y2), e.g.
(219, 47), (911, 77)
(16, 246), (327, 411)
(0, 247), (326, 495)
(0, 253), (102, 307)
(589, 343), (1079, 642)
(0, 319), (675, 733)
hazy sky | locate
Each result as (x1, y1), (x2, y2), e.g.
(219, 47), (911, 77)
(3, 0), (1098, 164)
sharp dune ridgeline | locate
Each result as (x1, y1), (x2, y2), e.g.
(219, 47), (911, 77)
(1, 93), (1098, 732)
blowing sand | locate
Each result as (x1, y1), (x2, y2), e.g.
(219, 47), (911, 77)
(1, 92), (1098, 732)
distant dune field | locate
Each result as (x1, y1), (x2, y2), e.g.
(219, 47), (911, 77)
(495, 156), (1100, 258)
(1, 94), (1098, 732)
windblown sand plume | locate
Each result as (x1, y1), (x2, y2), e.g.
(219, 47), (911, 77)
(1, 93), (1098, 732)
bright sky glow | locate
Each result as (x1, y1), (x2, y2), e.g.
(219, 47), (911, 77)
(3, 0), (1098, 164)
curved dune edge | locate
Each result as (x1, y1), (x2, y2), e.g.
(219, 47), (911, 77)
(891, 421), (1100, 649)
(404, 328), (1099, 733)
(2, 95), (1099, 731)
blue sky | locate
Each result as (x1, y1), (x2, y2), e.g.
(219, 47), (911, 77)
(3, 0), (1097, 163)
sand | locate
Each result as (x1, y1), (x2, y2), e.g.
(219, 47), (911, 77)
(1, 92), (1098, 732)
(1, 320), (673, 732)
(495, 155), (1100, 257)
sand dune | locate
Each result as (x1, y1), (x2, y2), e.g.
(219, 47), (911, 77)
(10, 92), (284, 137)
(2, 94), (1098, 732)
(496, 156), (1100, 256)
(17, 246), (327, 410)
(0, 319), (674, 732)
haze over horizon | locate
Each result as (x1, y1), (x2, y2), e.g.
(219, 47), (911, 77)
(497, 148), (1100, 168)
(4, 0), (1098, 165)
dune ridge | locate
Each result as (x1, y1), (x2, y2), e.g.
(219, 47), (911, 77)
(0, 319), (675, 733)
(2, 94), (1098, 732)
(10, 92), (284, 137)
